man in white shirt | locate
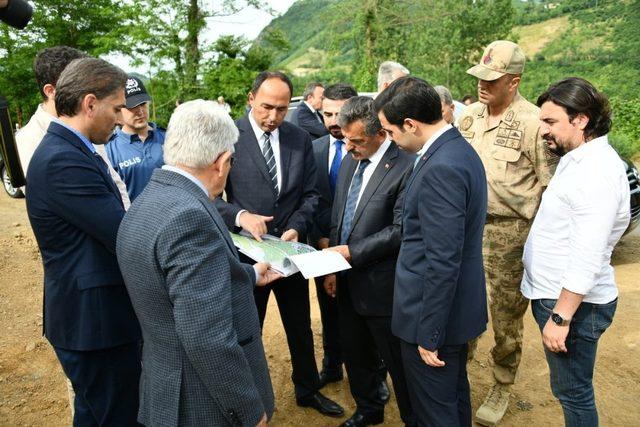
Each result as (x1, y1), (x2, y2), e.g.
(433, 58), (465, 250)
(521, 77), (630, 427)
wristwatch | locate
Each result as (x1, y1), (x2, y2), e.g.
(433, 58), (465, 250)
(551, 312), (570, 326)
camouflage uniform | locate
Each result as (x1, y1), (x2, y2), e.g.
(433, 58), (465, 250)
(459, 94), (557, 385)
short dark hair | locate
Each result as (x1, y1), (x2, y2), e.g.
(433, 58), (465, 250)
(250, 71), (293, 99)
(323, 83), (358, 101)
(461, 94), (476, 103)
(337, 96), (382, 136)
(537, 77), (611, 140)
(55, 58), (127, 117)
(302, 82), (323, 100)
(373, 76), (442, 126)
(33, 46), (88, 99)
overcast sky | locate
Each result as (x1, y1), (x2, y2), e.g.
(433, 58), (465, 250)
(105, 0), (296, 74)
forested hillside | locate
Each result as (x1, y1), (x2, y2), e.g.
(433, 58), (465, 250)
(258, 0), (640, 155)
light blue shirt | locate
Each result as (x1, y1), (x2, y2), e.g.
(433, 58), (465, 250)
(54, 119), (96, 153)
(106, 123), (165, 201)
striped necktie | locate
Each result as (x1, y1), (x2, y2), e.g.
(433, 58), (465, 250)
(340, 159), (370, 244)
(262, 132), (279, 194)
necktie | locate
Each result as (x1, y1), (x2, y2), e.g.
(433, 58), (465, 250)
(340, 159), (370, 244)
(262, 132), (279, 194)
(328, 140), (344, 196)
(316, 111), (324, 124)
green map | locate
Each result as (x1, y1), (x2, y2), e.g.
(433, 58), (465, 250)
(231, 233), (316, 276)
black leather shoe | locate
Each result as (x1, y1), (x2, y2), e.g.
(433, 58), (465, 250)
(376, 380), (390, 404)
(297, 392), (344, 417)
(319, 369), (344, 388)
(340, 412), (384, 426)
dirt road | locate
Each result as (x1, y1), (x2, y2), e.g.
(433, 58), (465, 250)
(1, 195), (638, 426)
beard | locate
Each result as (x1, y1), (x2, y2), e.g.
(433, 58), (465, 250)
(544, 136), (567, 157)
(328, 125), (343, 139)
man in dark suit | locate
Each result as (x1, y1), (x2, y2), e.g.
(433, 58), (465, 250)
(290, 82), (329, 139)
(309, 83), (358, 387)
(25, 57), (142, 425)
(323, 96), (415, 427)
(214, 71), (344, 417)
(117, 100), (280, 427)
(375, 76), (488, 426)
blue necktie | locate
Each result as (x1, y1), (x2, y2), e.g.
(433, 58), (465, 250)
(329, 140), (344, 196)
(340, 159), (370, 245)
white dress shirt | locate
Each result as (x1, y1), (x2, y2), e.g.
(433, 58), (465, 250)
(248, 111), (283, 191)
(415, 123), (453, 167)
(304, 101), (322, 123)
(350, 138), (392, 208)
(521, 135), (630, 304)
(327, 135), (348, 171)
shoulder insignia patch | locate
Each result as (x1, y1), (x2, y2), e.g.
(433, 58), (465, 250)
(504, 110), (515, 123)
(460, 116), (473, 131)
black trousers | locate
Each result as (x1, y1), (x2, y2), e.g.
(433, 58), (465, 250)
(254, 272), (320, 398)
(339, 290), (414, 425)
(315, 275), (343, 374)
(400, 340), (471, 427)
(54, 341), (141, 427)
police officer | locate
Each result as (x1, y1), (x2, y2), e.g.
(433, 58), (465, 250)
(106, 75), (166, 201)
(458, 40), (557, 426)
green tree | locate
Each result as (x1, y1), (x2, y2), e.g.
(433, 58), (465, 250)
(0, 0), (141, 125)
(133, 0), (274, 100)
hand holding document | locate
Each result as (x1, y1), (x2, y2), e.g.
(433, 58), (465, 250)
(231, 232), (351, 278)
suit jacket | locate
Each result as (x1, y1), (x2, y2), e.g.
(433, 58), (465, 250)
(290, 101), (328, 140)
(116, 169), (274, 427)
(215, 115), (320, 240)
(25, 121), (141, 351)
(309, 134), (332, 246)
(392, 127), (488, 351)
(330, 142), (414, 316)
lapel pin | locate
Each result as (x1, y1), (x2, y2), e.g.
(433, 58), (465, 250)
(422, 156), (426, 161)
(385, 163), (390, 169)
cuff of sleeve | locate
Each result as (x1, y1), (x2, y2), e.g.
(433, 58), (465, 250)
(561, 274), (591, 296)
(252, 265), (259, 284)
(235, 210), (247, 228)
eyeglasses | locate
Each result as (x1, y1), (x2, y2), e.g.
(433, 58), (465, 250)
(230, 155), (235, 167)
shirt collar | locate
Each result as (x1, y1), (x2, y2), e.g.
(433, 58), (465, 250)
(117, 122), (156, 143)
(367, 137), (392, 165)
(162, 165), (209, 197)
(416, 123), (452, 158)
(564, 134), (609, 164)
(304, 101), (317, 114)
(53, 118), (96, 153)
(248, 110), (279, 142)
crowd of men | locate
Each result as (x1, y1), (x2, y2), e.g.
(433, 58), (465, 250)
(14, 38), (629, 427)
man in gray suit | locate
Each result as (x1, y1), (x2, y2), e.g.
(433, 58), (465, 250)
(117, 100), (280, 426)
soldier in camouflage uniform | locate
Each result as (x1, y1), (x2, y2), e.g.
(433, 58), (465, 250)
(458, 40), (558, 426)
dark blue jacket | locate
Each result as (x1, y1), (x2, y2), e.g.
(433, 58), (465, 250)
(392, 127), (488, 351)
(26, 121), (141, 351)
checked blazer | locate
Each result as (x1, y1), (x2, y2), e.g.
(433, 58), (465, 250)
(116, 169), (274, 427)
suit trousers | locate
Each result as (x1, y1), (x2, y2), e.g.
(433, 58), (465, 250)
(400, 340), (471, 427)
(339, 290), (414, 425)
(254, 272), (320, 398)
(53, 341), (141, 427)
(314, 275), (343, 374)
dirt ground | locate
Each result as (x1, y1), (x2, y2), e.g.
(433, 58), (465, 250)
(1, 194), (639, 426)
